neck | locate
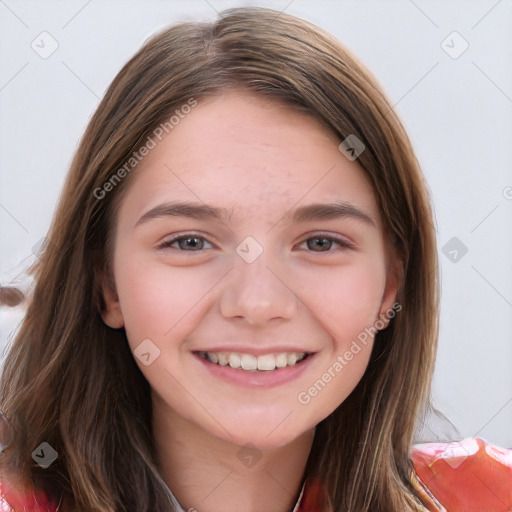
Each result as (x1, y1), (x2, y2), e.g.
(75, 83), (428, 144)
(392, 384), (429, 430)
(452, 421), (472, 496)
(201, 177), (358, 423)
(151, 394), (315, 512)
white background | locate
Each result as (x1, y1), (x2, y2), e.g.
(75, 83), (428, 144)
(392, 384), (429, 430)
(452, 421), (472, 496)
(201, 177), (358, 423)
(1, 0), (511, 448)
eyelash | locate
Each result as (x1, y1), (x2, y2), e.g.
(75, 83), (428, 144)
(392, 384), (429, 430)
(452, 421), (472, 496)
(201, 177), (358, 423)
(157, 233), (354, 253)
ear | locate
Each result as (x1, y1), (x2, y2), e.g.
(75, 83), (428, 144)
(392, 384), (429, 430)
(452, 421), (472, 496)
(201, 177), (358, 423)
(97, 265), (124, 329)
(377, 248), (404, 329)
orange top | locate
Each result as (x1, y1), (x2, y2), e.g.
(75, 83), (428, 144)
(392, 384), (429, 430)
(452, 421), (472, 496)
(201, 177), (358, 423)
(1, 438), (511, 511)
(409, 437), (512, 511)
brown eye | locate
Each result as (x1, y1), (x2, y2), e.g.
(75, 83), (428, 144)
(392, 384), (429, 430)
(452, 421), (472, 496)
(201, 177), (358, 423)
(306, 237), (334, 252)
(159, 234), (213, 252)
(300, 235), (353, 253)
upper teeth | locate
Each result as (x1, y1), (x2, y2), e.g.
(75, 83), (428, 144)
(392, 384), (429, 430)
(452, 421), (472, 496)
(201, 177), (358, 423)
(199, 351), (307, 371)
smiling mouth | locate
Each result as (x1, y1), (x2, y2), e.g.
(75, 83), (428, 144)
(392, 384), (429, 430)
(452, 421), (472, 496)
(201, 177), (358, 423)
(196, 351), (312, 371)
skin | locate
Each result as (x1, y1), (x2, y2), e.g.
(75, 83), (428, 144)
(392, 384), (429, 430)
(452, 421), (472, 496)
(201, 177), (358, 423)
(101, 89), (399, 512)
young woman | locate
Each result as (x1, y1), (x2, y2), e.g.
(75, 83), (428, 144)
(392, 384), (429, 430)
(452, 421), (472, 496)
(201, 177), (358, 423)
(0, 7), (510, 512)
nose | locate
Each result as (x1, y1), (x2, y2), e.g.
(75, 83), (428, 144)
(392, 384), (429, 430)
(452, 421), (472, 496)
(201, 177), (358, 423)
(219, 247), (298, 326)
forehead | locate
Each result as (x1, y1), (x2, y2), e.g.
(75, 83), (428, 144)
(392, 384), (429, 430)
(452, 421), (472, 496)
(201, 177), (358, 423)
(117, 90), (380, 226)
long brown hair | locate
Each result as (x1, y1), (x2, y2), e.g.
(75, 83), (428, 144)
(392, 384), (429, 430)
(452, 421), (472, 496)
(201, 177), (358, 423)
(0, 7), (439, 511)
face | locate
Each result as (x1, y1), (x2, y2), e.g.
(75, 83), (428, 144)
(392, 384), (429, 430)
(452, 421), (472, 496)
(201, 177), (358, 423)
(101, 90), (399, 450)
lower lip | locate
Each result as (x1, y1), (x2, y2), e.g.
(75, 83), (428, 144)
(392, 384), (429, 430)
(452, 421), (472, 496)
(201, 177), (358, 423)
(194, 352), (316, 388)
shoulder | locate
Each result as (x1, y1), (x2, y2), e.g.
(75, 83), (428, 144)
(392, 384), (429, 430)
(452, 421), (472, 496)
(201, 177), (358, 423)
(410, 437), (512, 511)
(0, 477), (59, 512)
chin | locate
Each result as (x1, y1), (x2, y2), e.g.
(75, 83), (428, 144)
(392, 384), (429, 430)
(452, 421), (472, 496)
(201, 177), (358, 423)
(209, 419), (308, 452)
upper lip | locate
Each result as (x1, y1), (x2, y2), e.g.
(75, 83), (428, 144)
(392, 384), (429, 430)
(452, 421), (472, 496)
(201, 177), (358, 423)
(193, 346), (314, 357)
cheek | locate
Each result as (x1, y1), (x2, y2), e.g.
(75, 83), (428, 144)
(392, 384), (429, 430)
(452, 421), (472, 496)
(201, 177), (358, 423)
(295, 261), (384, 415)
(295, 256), (387, 340)
(113, 251), (220, 350)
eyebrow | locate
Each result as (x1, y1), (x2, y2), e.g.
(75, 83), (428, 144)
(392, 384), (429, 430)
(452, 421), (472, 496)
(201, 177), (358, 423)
(135, 200), (376, 228)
